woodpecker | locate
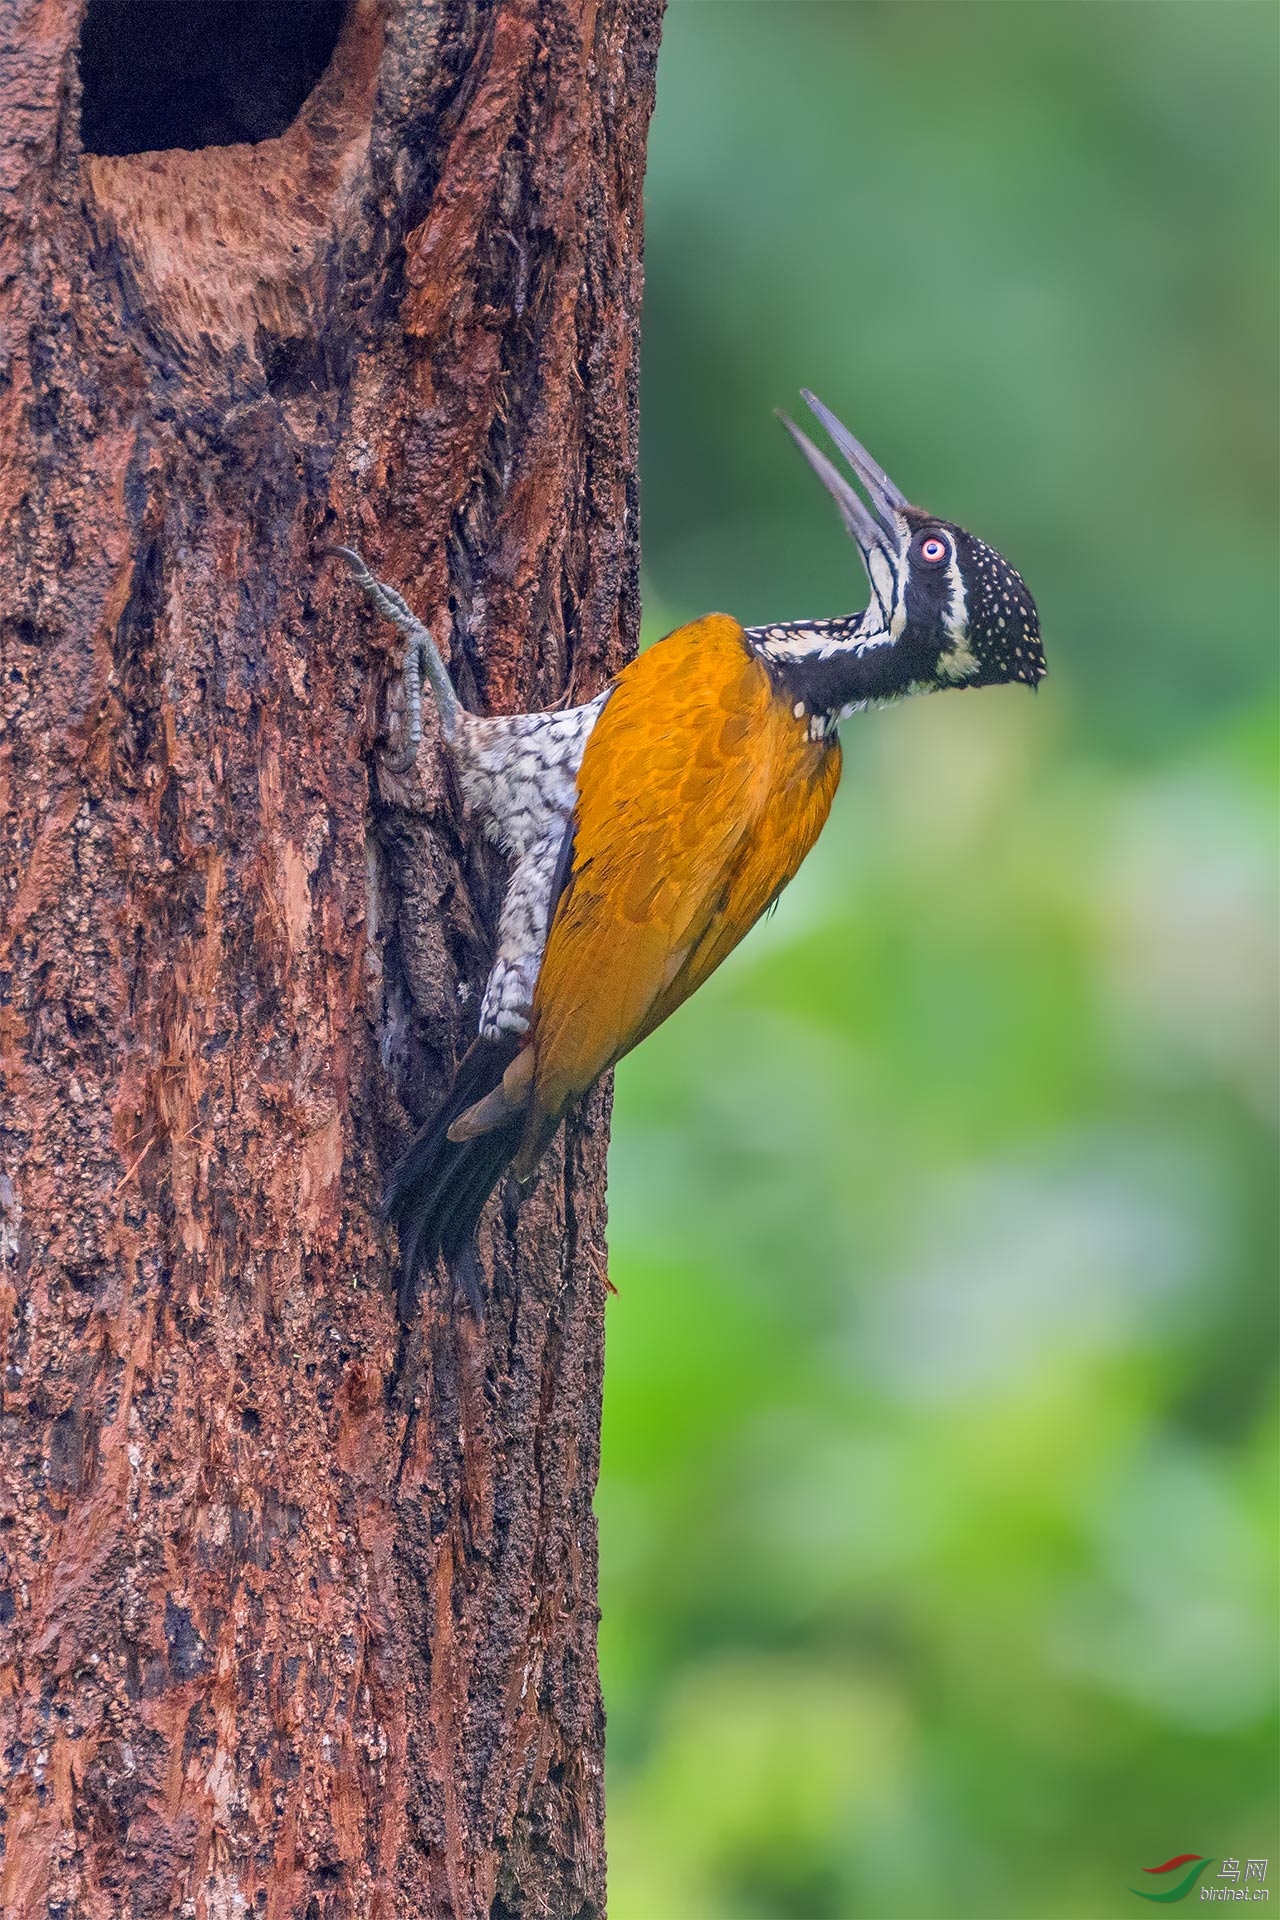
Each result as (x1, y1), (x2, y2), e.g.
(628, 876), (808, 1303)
(335, 392), (1045, 1311)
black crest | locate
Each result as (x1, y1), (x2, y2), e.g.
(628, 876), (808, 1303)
(953, 528), (1045, 687)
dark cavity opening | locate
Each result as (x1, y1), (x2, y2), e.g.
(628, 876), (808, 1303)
(80, 0), (347, 157)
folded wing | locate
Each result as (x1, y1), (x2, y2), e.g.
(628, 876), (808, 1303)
(515, 613), (842, 1174)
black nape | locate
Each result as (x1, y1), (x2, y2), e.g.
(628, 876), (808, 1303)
(79, 0), (347, 157)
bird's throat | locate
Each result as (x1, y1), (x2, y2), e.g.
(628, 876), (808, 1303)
(749, 618), (940, 724)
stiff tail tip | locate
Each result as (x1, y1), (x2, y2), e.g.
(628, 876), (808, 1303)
(383, 1036), (529, 1322)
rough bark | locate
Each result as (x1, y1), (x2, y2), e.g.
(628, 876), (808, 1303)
(0, 0), (662, 1913)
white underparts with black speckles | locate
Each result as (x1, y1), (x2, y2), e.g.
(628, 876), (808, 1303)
(453, 693), (610, 1038)
(450, 651), (843, 1036)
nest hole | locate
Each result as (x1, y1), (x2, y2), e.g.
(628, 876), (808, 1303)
(79, 0), (348, 157)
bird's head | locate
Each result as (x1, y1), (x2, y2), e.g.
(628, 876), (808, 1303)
(757, 392), (1045, 714)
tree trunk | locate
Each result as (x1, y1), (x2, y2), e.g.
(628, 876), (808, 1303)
(0, 0), (661, 1913)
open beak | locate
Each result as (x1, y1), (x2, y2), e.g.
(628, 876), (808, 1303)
(777, 391), (910, 615)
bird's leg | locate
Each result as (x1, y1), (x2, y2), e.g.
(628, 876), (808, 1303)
(326, 545), (461, 769)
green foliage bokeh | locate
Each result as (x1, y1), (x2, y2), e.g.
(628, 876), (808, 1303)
(598, 5), (1279, 1916)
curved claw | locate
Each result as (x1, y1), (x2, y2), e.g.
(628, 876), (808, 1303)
(324, 544), (462, 763)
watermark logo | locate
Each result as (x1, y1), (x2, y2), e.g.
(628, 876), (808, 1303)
(1130, 1858), (1215, 1903)
(1129, 1858), (1270, 1904)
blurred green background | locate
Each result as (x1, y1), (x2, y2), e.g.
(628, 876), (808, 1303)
(597, 5), (1279, 1916)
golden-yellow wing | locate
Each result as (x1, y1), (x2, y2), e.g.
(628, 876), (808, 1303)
(514, 613), (842, 1175)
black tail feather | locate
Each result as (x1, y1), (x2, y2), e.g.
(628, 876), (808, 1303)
(384, 1034), (525, 1320)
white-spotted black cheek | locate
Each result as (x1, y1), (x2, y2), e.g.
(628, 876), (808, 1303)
(949, 530), (1045, 686)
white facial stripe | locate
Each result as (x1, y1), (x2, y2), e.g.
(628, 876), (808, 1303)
(944, 544), (967, 642)
(885, 513), (915, 640)
(867, 547), (897, 626)
(935, 538), (978, 682)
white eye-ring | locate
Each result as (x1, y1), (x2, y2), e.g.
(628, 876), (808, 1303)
(919, 535), (949, 565)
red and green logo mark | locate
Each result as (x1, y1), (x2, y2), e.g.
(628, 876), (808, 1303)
(1129, 1856), (1214, 1903)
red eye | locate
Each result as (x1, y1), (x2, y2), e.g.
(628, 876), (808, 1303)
(920, 536), (948, 564)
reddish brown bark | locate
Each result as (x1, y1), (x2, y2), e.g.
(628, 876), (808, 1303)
(0, 1), (661, 1913)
